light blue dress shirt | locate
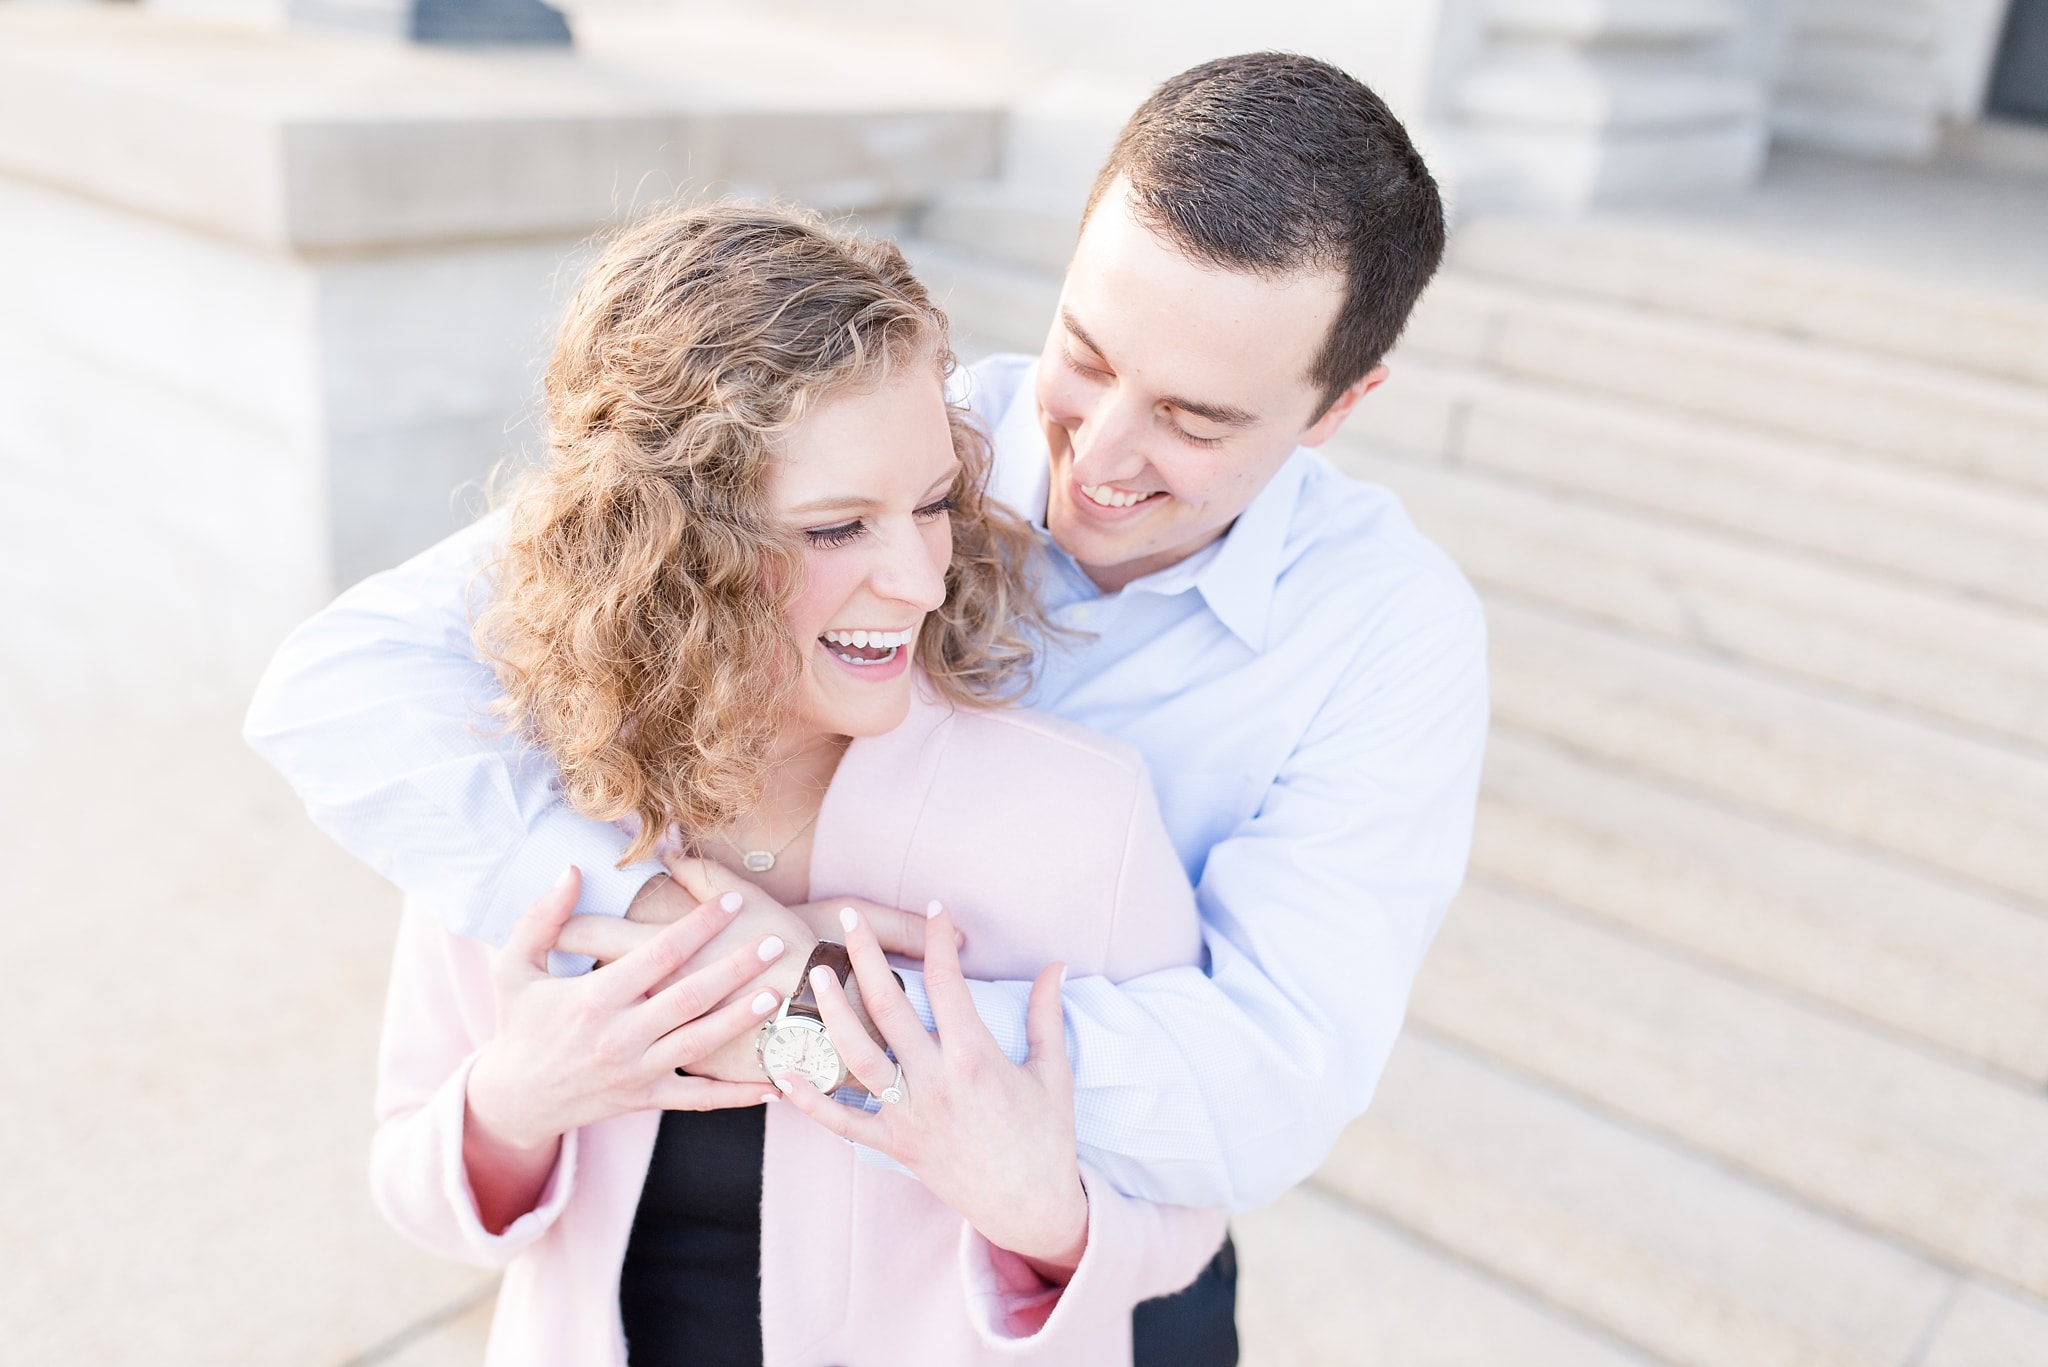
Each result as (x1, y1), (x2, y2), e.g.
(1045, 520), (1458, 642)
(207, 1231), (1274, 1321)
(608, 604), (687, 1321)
(245, 355), (1488, 1211)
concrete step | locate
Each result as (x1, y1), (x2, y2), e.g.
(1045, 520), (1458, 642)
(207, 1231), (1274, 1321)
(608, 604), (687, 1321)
(913, 180), (1080, 277)
(1791, 0), (1937, 47)
(1321, 1032), (1958, 1367)
(1473, 729), (2048, 1084)
(1234, 1183), (1655, 1367)
(1407, 884), (2048, 1299)
(1398, 271), (2048, 495)
(1334, 448), (2048, 748)
(1481, 0), (1745, 46)
(899, 236), (1059, 358)
(1339, 361), (2048, 617)
(1443, 213), (2048, 389)
(1487, 596), (2048, 908)
(1922, 1282), (2048, 1367)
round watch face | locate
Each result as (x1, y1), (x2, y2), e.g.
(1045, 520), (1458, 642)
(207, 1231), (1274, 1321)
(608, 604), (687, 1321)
(759, 1017), (845, 1093)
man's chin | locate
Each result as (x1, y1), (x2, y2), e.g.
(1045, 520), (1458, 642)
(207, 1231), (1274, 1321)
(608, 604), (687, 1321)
(1048, 516), (1160, 591)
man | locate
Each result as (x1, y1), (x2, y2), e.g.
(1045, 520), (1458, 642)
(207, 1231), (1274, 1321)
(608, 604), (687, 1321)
(247, 52), (1486, 1361)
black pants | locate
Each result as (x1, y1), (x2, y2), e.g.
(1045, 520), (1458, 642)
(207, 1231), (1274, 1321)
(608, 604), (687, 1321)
(1132, 1235), (1238, 1367)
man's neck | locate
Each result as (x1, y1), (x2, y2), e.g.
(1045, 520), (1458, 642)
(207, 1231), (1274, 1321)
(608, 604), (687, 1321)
(1075, 523), (1231, 595)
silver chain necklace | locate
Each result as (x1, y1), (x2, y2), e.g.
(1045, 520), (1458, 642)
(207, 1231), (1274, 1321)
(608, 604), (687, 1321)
(715, 807), (820, 874)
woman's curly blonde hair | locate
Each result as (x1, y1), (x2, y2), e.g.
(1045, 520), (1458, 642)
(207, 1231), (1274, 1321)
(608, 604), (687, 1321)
(476, 202), (1050, 864)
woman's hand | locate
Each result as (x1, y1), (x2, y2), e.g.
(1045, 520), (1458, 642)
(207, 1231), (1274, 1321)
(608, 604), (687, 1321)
(774, 903), (1089, 1283)
(462, 867), (786, 1232)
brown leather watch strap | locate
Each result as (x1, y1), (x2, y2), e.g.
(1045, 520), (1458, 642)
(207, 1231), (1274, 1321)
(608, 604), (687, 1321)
(790, 941), (854, 1014)
(788, 941), (902, 1050)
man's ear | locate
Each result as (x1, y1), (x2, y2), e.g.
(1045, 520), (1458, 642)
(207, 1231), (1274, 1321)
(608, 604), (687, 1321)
(1298, 365), (1390, 448)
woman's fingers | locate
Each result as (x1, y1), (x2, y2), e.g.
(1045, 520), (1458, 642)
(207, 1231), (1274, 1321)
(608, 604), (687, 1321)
(844, 896), (953, 958)
(643, 971), (786, 1071)
(502, 867), (583, 975)
(918, 902), (987, 1044)
(837, 907), (938, 1066)
(776, 1069), (889, 1149)
(1024, 962), (1072, 1085)
(595, 891), (753, 1006)
(647, 1075), (776, 1113)
(807, 965), (902, 1098)
(633, 931), (785, 1034)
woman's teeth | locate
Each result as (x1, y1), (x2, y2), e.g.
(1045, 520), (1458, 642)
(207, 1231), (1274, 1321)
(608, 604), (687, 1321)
(1081, 483), (1156, 509)
(820, 627), (912, 667)
(821, 628), (913, 650)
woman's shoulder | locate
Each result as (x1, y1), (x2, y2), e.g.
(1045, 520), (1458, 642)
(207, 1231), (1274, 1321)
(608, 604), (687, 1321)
(943, 702), (1147, 784)
(834, 681), (1156, 858)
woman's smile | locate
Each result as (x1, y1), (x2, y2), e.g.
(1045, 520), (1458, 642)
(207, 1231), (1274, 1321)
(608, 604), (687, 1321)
(818, 625), (917, 679)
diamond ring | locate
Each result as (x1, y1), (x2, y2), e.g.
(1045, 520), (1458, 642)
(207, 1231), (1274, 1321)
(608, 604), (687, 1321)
(878, 1063), (906, 1106)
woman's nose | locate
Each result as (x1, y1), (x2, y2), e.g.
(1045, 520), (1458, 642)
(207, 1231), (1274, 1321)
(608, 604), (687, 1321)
(873, 523), (949, 612)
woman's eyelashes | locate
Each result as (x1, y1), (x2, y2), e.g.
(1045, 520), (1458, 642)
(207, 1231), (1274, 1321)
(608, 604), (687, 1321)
(802, 496), (956, 548)
(804, 520), (864, 548)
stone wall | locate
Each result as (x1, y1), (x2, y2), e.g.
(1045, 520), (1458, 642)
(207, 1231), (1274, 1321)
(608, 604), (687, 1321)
(1771, 0), (2015, 158)
(0, 4), (1004, 719)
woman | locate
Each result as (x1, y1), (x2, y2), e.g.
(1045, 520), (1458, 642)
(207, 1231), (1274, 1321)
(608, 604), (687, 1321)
(369, 203), (1225, 1365)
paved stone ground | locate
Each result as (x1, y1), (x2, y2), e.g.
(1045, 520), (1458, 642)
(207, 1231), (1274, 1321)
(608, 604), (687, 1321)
(0, 713), (494, 1364)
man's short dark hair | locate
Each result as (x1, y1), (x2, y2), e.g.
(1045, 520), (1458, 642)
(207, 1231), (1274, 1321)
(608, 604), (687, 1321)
(1085, 52), (1446, 417)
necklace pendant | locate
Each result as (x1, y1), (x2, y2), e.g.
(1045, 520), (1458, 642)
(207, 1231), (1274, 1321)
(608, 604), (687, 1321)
(742, 850), (776, 873)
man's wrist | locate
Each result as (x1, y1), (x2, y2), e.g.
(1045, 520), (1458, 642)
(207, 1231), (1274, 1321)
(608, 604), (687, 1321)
(625, 871), (677, 922)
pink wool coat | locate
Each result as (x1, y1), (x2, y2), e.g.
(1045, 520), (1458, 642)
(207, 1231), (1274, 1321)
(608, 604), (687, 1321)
(369, 681), (1229, 1365)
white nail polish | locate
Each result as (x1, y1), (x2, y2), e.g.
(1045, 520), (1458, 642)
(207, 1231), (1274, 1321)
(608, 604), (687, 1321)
(773, 1076), (793, 1093)
(760, 1092), (780, 1105)
(721, 891), (744, 913)
(758, 936), (784, 962)
(750, 990), (779, 1015)
(554, 866), (577, 891)
(839, 905), (858, 932)
(925, 900), (943, 919)
(810, 965), (832, 992)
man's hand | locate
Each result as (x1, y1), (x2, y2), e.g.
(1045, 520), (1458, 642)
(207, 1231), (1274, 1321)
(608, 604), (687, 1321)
(621, 855), (951, 958)
(617, 858), (817, 1082)
(553, 855), (963, 1085)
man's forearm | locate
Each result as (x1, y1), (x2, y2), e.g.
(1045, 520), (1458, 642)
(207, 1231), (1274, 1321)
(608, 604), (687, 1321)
(244, 518), (660, 943)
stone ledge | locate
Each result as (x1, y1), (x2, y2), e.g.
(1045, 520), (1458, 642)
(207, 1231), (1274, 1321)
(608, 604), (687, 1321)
(0, 7), (1002, 252)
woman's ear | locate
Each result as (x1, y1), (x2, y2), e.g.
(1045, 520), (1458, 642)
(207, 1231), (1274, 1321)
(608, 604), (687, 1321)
(1299, 364), (1390, 448)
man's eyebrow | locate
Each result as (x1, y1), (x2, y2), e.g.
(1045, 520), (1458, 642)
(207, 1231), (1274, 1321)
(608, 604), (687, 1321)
(1060, 308), (1259, 428)
(1163, 394), (1260, 428)
(1061, 308), (1106, 357)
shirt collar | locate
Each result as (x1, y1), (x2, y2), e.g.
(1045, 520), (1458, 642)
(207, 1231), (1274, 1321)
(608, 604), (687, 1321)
(984, 359), (1306, 653)
(1149, 450), (1304, 653)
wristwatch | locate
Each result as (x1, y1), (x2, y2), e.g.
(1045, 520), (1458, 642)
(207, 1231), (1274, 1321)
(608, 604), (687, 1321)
(756, 941), (903, 1094)
(758, 942), (858, 1093)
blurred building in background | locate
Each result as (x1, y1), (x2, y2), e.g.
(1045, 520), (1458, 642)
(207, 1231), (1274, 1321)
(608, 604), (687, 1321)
(2, 1), (2045, 1364)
